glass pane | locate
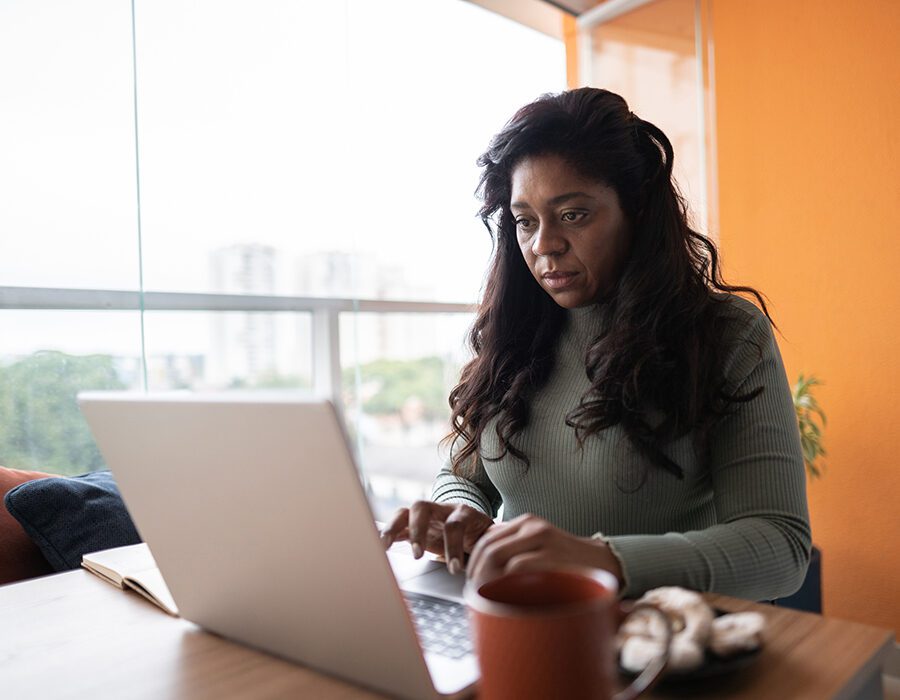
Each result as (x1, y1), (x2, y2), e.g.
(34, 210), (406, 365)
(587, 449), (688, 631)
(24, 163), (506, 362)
(588, 0), (708, 230)
(0, 311), (144, 475)
(341, 0), (566, 303)
(142, 312), (312, 391)
(340, 311), (474, 520)
(134, 0), (565, 303)
(0, 0), (139, 289)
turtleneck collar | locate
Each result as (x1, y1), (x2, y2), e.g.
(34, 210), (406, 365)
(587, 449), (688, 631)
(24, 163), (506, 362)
(564, 301), (611, 347)
(569, 302), (603, 321)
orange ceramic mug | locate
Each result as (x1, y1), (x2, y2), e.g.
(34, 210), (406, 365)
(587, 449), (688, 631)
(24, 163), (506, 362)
(465, 568), (670, 700)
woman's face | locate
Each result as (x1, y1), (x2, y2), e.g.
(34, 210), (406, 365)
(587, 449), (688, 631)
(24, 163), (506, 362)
(510, 153), (630, 309)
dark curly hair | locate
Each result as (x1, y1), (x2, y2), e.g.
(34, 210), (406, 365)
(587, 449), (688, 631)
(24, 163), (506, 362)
(446, 87), (770, 480)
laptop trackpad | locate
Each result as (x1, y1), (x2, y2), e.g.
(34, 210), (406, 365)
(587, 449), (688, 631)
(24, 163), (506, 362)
(387, 543), (442, 582)
(401, 566), (465, 602)
(387, 545), (466, 602)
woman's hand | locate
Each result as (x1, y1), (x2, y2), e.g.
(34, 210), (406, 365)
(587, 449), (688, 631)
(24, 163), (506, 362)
(466, 514), (624, 588)
(380, 501), (494, 575)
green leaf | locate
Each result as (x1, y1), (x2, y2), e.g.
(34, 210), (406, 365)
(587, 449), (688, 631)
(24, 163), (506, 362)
(792, 371), (827, 479)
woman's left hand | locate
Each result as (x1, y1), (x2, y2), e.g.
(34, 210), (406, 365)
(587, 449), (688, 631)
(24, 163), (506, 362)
(466, 514), (624, 588)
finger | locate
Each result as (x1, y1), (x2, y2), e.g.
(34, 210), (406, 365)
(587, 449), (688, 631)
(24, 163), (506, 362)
(390, 526), (411, 542)
(442, 507), (470, 575)
(380, 508), (409, 549)
(467, 519), (527, 582)
(408, 501), (443, 559)
(424, 520), (450, 556)
(384, 524), (443, 556)
(470, 551), (553, 589)
(460, 508), (496, 553)
(468, 517), (550, 584)
(466, 513), (532, 569)
(463, 519), (494, 553)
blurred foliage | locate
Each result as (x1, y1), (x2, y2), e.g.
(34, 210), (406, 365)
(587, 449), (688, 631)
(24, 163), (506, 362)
(0, 351), (125, 475)
(344, 356), (449, 421)
(229, 372), (311, 390)
(792, 373), (827, 479)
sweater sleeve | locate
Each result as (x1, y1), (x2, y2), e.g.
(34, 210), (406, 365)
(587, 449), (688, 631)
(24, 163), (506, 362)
(431, 455), (502, 519)
(604, 310), (812, 600)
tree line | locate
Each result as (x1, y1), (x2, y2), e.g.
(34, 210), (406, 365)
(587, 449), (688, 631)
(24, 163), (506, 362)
(0, 351), (452, 475)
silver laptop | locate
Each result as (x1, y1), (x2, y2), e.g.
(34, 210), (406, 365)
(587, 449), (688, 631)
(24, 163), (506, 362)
(78, 392), (479, 700)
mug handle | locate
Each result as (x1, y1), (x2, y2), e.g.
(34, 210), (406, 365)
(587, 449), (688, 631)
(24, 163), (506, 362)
(612, 602), (671, 700)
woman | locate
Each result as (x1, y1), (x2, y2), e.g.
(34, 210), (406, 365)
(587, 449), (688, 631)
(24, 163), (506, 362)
(381, 88), (810, 601)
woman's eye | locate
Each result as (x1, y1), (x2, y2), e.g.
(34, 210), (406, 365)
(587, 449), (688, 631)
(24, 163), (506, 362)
(515, 217), (534, 231)
(561, 211), (587, 223)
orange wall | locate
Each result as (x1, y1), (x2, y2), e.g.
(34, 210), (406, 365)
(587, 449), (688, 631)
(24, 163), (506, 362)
(711, 0), (900, 634)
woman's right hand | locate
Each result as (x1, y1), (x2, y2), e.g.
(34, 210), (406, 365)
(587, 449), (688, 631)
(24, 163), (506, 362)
(380, 501), (494, 576)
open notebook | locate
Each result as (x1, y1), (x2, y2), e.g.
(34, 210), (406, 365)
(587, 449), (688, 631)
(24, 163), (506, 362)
(82, 543), (179, 616)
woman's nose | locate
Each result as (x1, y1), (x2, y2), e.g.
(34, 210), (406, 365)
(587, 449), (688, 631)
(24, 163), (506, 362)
(531, 223), (567, 256)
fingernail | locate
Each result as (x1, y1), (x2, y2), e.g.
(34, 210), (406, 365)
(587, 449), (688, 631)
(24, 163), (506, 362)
(411, 543), (423, 559)
(380, 532), (392, 548)
(449, 558), (462, 575)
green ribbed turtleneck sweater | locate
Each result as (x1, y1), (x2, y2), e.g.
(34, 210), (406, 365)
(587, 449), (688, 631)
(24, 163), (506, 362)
(432, 294), (811, 600)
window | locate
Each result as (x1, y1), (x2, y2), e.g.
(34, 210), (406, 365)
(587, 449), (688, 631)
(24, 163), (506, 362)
(579, 0), (714, 233)
(0, 0), (565, 516)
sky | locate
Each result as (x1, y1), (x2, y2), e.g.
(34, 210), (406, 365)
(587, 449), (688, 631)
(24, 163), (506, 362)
(0, 0), (566, 356)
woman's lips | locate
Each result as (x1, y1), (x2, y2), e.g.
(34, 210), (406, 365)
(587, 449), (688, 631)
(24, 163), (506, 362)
(542, 272), (578, 290)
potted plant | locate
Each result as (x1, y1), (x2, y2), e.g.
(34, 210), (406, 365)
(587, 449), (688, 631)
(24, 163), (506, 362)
(794, 373), (827, 479)
(776, 373), (827, 612)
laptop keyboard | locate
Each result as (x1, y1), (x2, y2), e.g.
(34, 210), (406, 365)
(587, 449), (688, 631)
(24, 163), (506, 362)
(404, 592), (474, 660)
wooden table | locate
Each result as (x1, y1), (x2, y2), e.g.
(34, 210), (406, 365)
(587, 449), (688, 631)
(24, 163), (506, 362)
(0, 569), (893, 699)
